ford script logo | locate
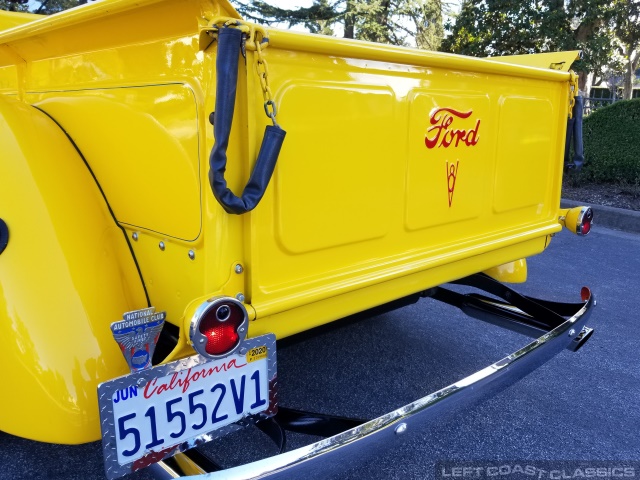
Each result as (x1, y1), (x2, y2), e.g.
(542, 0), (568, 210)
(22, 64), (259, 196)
(425, 107), (481, 149)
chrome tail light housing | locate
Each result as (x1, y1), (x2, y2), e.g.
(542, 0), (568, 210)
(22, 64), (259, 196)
(188, 296), (248, 358)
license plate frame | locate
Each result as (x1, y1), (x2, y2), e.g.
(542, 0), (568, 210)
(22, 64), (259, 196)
(98, 333), (277, 480)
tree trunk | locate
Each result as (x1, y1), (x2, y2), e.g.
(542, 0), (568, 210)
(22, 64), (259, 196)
(622, 48), (639, 100)
(578, 70), (590, 94)
(375, 0), (391, 43)
(623, 61), (634, 100)
(344, 0), (354, 39)
(581, 71), (594, 99)
(633, 50), (640, 98)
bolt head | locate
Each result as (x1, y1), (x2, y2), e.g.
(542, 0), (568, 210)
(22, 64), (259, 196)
(188, 250), (195, 260)
(159, 241), (165, 251)
(569, 329), (576, 337)
(235, 264), (244, 274)
(236, 293), (245, 303)
(132, 232), (138, 241)
(395, 423), (408, 435)
(136, 378), (146, 387)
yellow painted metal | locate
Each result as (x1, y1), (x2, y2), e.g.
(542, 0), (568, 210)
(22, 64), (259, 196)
(247, 30), (568, 319)
(0, 95), (147, 443)
(0, 0), (575, 444)
(487, 51), (581, 72)
(249, 237), (546, 340)
(0, 10), (42, 31)
(173, 453), (207, 475)
(483, 259), (528, 284)
(559, 206), (591, 235)
(34, 86), (203, 241)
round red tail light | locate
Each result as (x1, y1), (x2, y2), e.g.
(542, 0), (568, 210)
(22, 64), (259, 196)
(189, 297), (248, 358)
(579, 207), (593, 235)
(581, 287), (591, 302)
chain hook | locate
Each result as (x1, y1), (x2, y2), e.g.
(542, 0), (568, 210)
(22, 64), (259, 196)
(264, 100), (278, 126)
(255, 38), (280, 127)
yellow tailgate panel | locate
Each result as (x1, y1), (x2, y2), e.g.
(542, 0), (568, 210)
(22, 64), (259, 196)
(248, 42), (567, 316)
(275, 83), (395, 254)
(406, 91), (490, 230)
(494, 95), (556, 214)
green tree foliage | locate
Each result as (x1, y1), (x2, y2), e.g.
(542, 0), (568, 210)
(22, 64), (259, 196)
(33, 0), (86, 14)
(232, 0), (446, 50)
(612, 0), (640, 99)
(442, 0), (616, 90)
(579, 99), (640, 183)
(0, 0), (29, 12)
(2, 0), (85, 14)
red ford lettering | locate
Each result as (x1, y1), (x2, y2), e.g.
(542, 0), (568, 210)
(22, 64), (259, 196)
(425, 107), (481, 149)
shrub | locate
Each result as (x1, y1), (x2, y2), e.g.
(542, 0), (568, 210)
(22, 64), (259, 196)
(578, 98), (640, 185)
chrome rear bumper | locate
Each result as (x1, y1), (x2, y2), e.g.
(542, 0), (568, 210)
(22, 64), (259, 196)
(174, 283), (595, 480)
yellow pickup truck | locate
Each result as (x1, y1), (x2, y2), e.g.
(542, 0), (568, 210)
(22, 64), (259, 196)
(0, 1), (595, 478)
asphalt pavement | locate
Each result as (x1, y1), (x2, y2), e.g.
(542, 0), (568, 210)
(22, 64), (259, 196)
(1, 221), (638, 480)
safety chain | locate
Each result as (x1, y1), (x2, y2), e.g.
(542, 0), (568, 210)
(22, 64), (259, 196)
(254, 36), (278, 127)
(568, 70), (579, 119)
(203, 17), (280, 127)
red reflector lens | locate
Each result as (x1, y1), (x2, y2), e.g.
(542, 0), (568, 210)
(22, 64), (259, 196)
(200, 319), (239, 355)
(198, 304), (243, 356)
(581, 221), (591, 235)
(581, 287), (591, 302)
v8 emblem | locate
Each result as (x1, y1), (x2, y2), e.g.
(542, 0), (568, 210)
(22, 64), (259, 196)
(446, 161), (459, 207)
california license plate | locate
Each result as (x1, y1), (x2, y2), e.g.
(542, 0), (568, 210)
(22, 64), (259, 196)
(98, 334), (277, 480)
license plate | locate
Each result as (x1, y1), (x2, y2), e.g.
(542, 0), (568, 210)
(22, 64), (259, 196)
(98, 334), (277, 480)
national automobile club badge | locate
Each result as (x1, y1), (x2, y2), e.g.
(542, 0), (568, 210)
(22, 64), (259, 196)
(111, 307), (166, 372)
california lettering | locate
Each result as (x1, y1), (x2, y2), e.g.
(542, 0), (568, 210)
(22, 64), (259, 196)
(425, 107), (480, 149)
(143, 358), (247, 399)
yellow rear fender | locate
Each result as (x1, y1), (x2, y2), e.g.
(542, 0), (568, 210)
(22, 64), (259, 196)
(0, 95), (148, 444)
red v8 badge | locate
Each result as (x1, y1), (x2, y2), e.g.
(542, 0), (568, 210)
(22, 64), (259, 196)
(447, 161), (459, 207)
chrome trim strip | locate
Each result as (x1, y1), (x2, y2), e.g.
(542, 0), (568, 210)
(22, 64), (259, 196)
(194, 290), (594, 480)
